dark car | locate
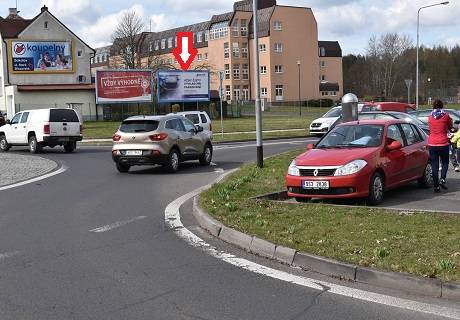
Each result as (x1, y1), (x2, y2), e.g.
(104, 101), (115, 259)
(0, 112), (6, 127)
(358, 111), (430, 135)
(410, 109), (460, 130)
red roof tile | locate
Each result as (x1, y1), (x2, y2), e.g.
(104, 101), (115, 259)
(0, 19), (32, 38)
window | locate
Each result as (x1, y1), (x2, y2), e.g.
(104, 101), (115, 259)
(234, 86), (241, 100)
(226, 85), (231, 101)
(233, 64), (240, 80)
(90, 57), (94, 64)
(275, 85), (284, 100)
(386, 125), (404, 146)
(240, 19), (248, 37)
(274, 21), (282, 31)
(167, 58), (173, 64)
(401, 124), (422, 145)
(20, 112), (29, 123)
(241, 42), (248, 58)
(232, 42), (239, 58)
(200, 114), (208, 123)
(232, 19), (239, 37)
(120, 120), (159, 133)
(149, 42), (153, 52)
(205, 31), (209, 42)
(166, 119), (185, 132)
(274, 43), (283, 53)
(261, 88), (268, 96)
(161, 39), (166, 49)
(321, 75), (326, 81)
(242, 64), (249, 80)
(197, 32), (203, 43)
(204, 53), (208, 60)
(330, 91), (337, 96)
(168, 37), (173, 48)
(175, 36), (178, 47)
(155, 40), (159, 51)
(225, 64), (230, 80)
(50, 109), (79, 122)
(10, 113), (22, 125)
(259, 44), (266, 52)
(320, 60), (326, 68)
(197, 54), (202, 61)
(319, 47), (326, 57)
(210, 21), (229, 40)
(275, 65), (283, 73)
(181, 118), (197, 132)
(243, 85), (249, 100)
(44, 21), (48, 29)
(77, 50), (82, 57)
(224, 42), (230, 59)
(260, 66), (267, 74)
(185, 114), (200, 124)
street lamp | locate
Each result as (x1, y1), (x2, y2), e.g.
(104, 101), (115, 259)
(297, 60), (301, 116)
(416, 1), (449, 110)
(253, 0), (263, 168)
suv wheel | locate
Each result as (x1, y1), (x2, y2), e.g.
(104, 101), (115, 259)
(116, 162), (130, 173)
(165, 148), (180, 173)
(199, 144), (213, 166)
(64, 141), (77, 153)
(28, 135), (42, 154)
(0, 135), (10, 152)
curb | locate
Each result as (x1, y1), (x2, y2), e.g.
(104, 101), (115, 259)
(192, 195), (460, 302)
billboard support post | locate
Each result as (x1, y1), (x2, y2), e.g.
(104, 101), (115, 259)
(218, 71), (225, 138)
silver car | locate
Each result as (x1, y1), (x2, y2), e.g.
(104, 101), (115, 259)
(112, 115), (213, 173)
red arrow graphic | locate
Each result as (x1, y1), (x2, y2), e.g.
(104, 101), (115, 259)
(173, 32), (198, 71)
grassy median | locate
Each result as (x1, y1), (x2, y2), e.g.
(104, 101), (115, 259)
(200, 149), (460, 282)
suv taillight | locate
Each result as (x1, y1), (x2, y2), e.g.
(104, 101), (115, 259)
(149, 133), (168, 141)
(112, 134), (121, 142)
(44, 124), (50, 134)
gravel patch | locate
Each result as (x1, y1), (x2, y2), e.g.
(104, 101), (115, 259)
(0, 153), (57, 187)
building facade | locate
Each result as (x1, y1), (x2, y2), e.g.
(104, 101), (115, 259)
(98, 0), (343, 104)
(0, 6), (97, 120)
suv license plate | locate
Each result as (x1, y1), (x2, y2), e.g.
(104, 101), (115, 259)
(125, 150), (143, 156)
(302, 180), (329, 189)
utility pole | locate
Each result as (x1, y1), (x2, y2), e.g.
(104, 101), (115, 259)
(218, 71), (225, 138)
(253, 0), (263, 168)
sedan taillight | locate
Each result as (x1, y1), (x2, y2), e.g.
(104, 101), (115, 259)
(112, 134), (121, 142)
(149, 133), (168, 141)
(44, 124), (50, 135)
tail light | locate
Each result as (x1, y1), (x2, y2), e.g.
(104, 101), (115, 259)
(112, 134), (121, 142)
(44, 124), (50, 135)
(149, 133), (168, 141)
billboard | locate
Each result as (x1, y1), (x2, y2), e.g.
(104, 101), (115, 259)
(10, 40), (73, 73)
(96, 70), (153, 104)
(157, 70), (210, 103)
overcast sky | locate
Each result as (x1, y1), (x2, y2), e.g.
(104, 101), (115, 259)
(7, 0), (460, 54)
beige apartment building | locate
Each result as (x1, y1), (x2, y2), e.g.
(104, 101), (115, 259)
(96, 0), (343, 104)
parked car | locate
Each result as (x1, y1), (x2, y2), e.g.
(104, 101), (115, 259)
(358, 111), (430, 135)
(0, 108), (82, 153)
(0, 111), (6, 127)
(309, 104), (365, 136)
(361, 102), (416, 113)
(286, 119), (431, 205)
(173, 111), (212, 134)
(112, 114), (213, 173)
(409, 109), (460, 130)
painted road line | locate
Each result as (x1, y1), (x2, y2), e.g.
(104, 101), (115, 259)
(0, 164), (67, 192)
(164, 173), (460, 320)
(89, 216), (147, 233)
(0, 251), (21, 261)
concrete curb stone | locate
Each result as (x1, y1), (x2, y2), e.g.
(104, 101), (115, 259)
(219, 226), (253, 251)
(356, 267), (442, 298)
(192, 197), (223, 237)
(442, 282), (460, 301)
(249, 237), (276, 259)
(293, 252), (357, 281)
(274, 246), (296, 265)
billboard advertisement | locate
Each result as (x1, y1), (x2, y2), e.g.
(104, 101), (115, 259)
(96, 70), (153, 104)
(157, 71), (210, 103)
(10, 40), (73, 73)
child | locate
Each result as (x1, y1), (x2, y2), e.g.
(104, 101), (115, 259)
(451, 130), (460, 172)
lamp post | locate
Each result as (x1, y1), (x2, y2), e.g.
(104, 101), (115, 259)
(253, 0), (263, 168)
(297, 60), (301, 116)
(416, 1), (449, 110)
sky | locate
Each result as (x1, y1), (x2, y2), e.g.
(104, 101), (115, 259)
(5, 0), (460, 55)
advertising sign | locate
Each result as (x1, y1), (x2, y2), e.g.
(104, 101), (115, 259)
(10, 40), (73, 73)
(96, 70), (153, 104)
(157, 70), (210, 103)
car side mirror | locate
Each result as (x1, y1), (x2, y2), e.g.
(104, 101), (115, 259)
(387, 140), (402, 151)
(454, 120), (460, 125)
(195, 125), (204, 133)
(306, 143), (314, 150)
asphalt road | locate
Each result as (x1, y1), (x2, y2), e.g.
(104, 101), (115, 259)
(0, 139), (458, 320)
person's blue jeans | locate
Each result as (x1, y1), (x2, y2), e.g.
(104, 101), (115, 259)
(429, 145), (450, 187)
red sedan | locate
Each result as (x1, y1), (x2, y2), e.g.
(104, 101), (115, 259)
(286, 119), (432, 205)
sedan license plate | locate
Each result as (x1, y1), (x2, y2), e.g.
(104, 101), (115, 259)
(302, 180), (329, 189)
(125, 150), (143, 156)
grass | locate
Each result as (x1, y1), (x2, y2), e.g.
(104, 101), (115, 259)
(200, 149), (460, 282)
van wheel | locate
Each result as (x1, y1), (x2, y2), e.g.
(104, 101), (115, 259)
(28, 135), (42, 154)
(165, 148), (180, 173)
(199, 144), (213, 166)
(64, 141), (76, 153)
(0, 135), (10, 152)
(418, 162), (433, 188)
(367, 172), (384, 205)
(116, 162), (130, 173)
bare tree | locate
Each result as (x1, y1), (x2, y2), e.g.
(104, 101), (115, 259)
(112, 10), (145, 69)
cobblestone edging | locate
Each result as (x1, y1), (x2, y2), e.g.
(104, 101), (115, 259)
(0, 153), (58, 187)
(192, 195), (460, 302)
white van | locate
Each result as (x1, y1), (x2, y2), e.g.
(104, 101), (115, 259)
(0, 108), (82, 153)
(174, 111), (212, 135)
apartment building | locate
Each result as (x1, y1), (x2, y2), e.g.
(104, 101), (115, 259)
(97, 0), (343, 103)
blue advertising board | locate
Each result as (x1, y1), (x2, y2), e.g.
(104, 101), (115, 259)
(157, 70), (210, 103)
(10, 40), (73, 73)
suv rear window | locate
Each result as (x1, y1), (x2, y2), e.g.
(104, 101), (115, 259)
(50, 109), (79, 122)
(120, 120), (159, 133)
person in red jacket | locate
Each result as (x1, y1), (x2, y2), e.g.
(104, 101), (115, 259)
(428, 99), (454, 193)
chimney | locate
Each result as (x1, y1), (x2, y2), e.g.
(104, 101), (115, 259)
(41, 5), (48, 13)
(8, 8), (18, 16)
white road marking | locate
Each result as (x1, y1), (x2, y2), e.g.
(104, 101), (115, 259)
(89, 216), (147, 233)
(0, 164), (67, 192)
(213, 168), (225, 174)
(0, 251), (21, 261)
(210, 162), (217, 166)
(164, 172), (460, 320)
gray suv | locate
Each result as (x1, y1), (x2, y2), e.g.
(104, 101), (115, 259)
(112, 115), (213, 173)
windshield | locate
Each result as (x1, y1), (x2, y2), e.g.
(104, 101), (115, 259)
(316, 124), (384, 148)
(323, 107), (342, 118)
(120, 120), (159, 133)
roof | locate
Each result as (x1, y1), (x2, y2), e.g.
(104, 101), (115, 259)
(210, 12), (233, 25)
(234, 0), (277, 11)
(319, 82), (340, 91)
(0, 18), (32, 38)
(318, 41), (342, 57)
(17, 84), (95, 91)
(249, 6), (276, 38)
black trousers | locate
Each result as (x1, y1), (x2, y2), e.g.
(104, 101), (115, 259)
(429, 145), (450, 187)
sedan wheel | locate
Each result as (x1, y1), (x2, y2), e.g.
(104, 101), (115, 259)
(367, 172), (384, 205)
(418, 162), (433, 188)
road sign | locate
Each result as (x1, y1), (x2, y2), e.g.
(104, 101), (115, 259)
(405, 79), (413, 89)
(173, 32), (197, 71)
